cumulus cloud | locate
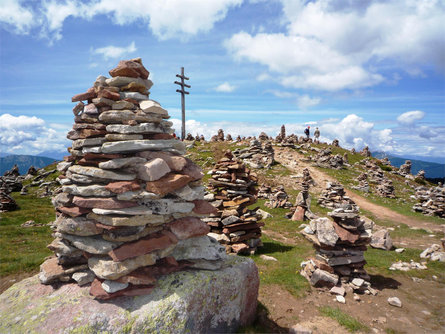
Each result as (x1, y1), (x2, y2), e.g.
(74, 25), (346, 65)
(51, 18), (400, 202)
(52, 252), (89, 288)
(215, 82), (236, 93)
(225, 0), (445, 91)
(397, 110), (425, 126)
(0, 0), (35, 34)
(3, 0), (242, 41)
(297, 94), (321, 109)
(92, 41), (137, 60)
(0, 114), (70, 155)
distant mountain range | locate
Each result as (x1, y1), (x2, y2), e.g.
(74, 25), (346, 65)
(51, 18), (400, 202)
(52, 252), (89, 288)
(0, 155), (58, 175)
(373, 152), (445, 179)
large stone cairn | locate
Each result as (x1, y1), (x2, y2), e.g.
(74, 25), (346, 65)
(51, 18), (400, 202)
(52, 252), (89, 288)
(301, 208), (374, 294)
(318, 182), (358, 211)
(233, 139), (275, 169)
(39, 58), (228, 300)
(205, 151), (263, 254)
(315, 148), (343, 169)
(412, 185), (445, 218)
(398, 160), (412, 176)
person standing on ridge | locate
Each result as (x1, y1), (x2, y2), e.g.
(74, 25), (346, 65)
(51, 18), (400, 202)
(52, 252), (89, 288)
(314, 127), (320, 140)
(304, 126), (310, 139)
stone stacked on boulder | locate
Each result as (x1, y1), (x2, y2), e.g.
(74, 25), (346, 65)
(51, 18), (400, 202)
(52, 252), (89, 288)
(300, 208), (374, 293)
(39, 58), (229, 300)
(412, 185), (445, 218)
(233, 139), (275, 169)
(398, 160), (412, 176)
(205, 150), (263, 254)
(315, 148), (343, 169)
(317, 182), (358, 211)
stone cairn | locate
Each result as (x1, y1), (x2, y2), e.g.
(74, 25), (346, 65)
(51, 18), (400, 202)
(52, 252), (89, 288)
(352, 173), (370, 193)
(217, 128), (225, 141)
(275, 124), (286, 142)
(376, 179), (396, 198)
(233, 139), (275, 169)
(39, 58), (227, 300)
(415, 169), (426, 181)
(288, 168), (317, 221)
(185, 133), (194, 141)
(258, 132), (269, 141)
(360, 146), (371, 157)
(412, 185), (445, 218)
(205, 150), (263, 254)
(300, 207), (374, 294)
(226, 134), (233, 141)
(0, 185), (18, 212)
(315, 148), (343, 169)
(317, 182), (358, 211)
(331, 139), (339, 147)
(258, 185), (292, 209)
(398, 160), (412, 176)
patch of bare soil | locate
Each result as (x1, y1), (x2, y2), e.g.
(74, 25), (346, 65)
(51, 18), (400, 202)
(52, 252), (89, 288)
(0, 271), (36, 294)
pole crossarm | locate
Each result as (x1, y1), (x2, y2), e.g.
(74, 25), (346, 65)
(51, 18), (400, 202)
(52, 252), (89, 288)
(174, 67), (190, 140)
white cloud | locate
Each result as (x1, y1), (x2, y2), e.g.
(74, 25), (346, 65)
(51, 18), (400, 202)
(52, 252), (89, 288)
(0, 0), (35, 34)
(225, 0), (445, 92)
(215, 82), (236, 93)
(5, 0), (242, 41)
(297, 94), (321, 109)
(0, 114), (70, 155)
(93, 41), (137, 60)
(397, 110), (425, 126)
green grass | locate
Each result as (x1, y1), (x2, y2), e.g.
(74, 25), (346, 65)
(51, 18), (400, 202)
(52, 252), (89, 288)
(0, 193), (54, 277)
(319, 306), (369, 333)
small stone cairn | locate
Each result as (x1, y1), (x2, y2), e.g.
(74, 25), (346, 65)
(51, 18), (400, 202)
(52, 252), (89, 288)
(185, 133), (194, 141)
(331, 139), (339, 147)
(205, 151), (263, 254)
(352, 173), (370, 193)
(398, 160), (412, 176)
(0, 185), (18, 212)
(415, 169), (426, 181)
(226, 134), (233, 141)
(233, 139), (275, 169)
(301, 207), (374, 294)
(412, 185), (445, 218)
(39, 58), (227, 300)
(360, 146), (371, 157)
(275, 124), (286, 142)
(258, 132), (269, 141)
(217, 128), (225, 141)
(315, 148), (343, 169)
(376, 179), (396, 198)
(258, 185), (292, 209)
(317, 182), (358, 211)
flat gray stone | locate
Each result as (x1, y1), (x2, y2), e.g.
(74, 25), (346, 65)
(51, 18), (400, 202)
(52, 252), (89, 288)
(105, 133), (143, 141)
(68, 165), (136, 181)
(99, 157), (146, 170)
(111, 100), (135, 110)
(56, 216), (102, 236)
(106, 76), (152, 89)
(72, 137), (106, 149)
(102, 280), (128, 293)
(139, 100), (168, 117)
(105, 123), (171, 135)
(137, 199), (194, 215)
(120, 92), (148, 101)
(87, 212), (166, 227)
(315, 217), (338, 247)
(92, 206), (153, 216)
(72, 270), (95, 286)
(102, 139), (185, 155)
(99, 110), (136, 124)
(58, 233), (123, 255)
(171, 236), (228, 262)
(173, 185), (205, 201)
(62, 184), (113, 197)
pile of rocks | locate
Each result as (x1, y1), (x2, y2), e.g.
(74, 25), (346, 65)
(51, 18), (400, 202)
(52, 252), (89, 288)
(376, 179), (396, 198)
(0, 186), (18, 212)
(314, 148), (343, 169)
(301, 208), (374, 294)
(331, 139), (339, 147)
(233, 139), (274, 169)
(39, 59), (228, 300)
(211, 129), (225, 142)
(415, 170), (426, 181)
(389, 260), (427, 271)
(1, 165), (23, 193)
(398, 160), (412, 176)
(360, 146), (371, 157)
(258, 185), (292, 209)
(352, 173), (370, 193)
(420, 244), (445, 262)
(226, 134), (233, 141)
(317, 182), (358, 211)
(289, 181), (317, 221)
(275, 125), (286, 142)
(412, 185), (445, 218)
(205, 151), (263, 254)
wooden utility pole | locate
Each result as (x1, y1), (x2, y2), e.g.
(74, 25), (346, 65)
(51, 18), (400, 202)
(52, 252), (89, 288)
(174, 67), (190, 140)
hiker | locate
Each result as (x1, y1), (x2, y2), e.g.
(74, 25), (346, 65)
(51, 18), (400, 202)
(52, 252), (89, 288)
(314, 127), (320, 140)
(304, 126), (310, 139)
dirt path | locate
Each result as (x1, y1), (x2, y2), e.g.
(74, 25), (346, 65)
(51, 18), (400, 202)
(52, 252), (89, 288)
(274, 147), (444, 234)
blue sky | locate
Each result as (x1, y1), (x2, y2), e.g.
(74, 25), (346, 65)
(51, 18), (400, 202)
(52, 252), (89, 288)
(0, 0), (444, 161)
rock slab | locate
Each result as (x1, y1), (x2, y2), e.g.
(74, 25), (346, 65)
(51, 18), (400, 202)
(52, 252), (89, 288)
(0, 256), (258, 334)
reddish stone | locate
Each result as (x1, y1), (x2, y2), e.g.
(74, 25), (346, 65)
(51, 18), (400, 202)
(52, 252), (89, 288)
(57, 206), (91, 217)
(89, 278), (155, 300)
(72, 196), (138, 209)
(181, 159), (204, 180)
(77, 158), (104, 167)
(222, 222), (264, 234)
(40, 257), (64, 277)
(72, 87), (96, 102)
(313, 258), (335, 274)
(230, 231), (261, 243)
(192, 200), (218, 215)
(291, 206), (306, 221)
(166, 217), (210, 240)
(74, 113), (99, 124)
(95, 223), (122, 231)
(105, 180), (141, 194)
(98, 89), (120, 101)
(109, 60), (149, 79)
(333, 222), (360, 243)
(73, 123), (106, 130)
(108, 230), (178, 262)
(67, 129), (106, 140)
(147, 133), (175, 140)
(145, 173), (192, 196)
(83, 153), (122, 160)
(231, 243), (249, 254)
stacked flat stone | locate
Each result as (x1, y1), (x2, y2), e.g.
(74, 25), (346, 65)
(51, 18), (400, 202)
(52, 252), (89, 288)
(216, 129), (225, 141)
(398, 160), (412, 176)
(360, 146), (371, 157)
(318, 182), (358, 211)
(376, 179), (396, 198)
(301, 208), (374, 293)
(315, 148), (343, 169)
(185, 133), (194, 141)
(331, 139), (339, 147)
(0, 186), (18, 212)
(233, 139), (275, 169)
(275, 124), (286, 142)
(258, 132), (269, 141)
(39, 58), (227, 300)
(226, 134), (233, 141)
(206, 151), (263, 254)
(412, 185), (445, 218)
(290, 181), (316, 221)
(352, 173), (370, 193)
(379, 157), (391, 166)
(415, 169), (426, 180)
